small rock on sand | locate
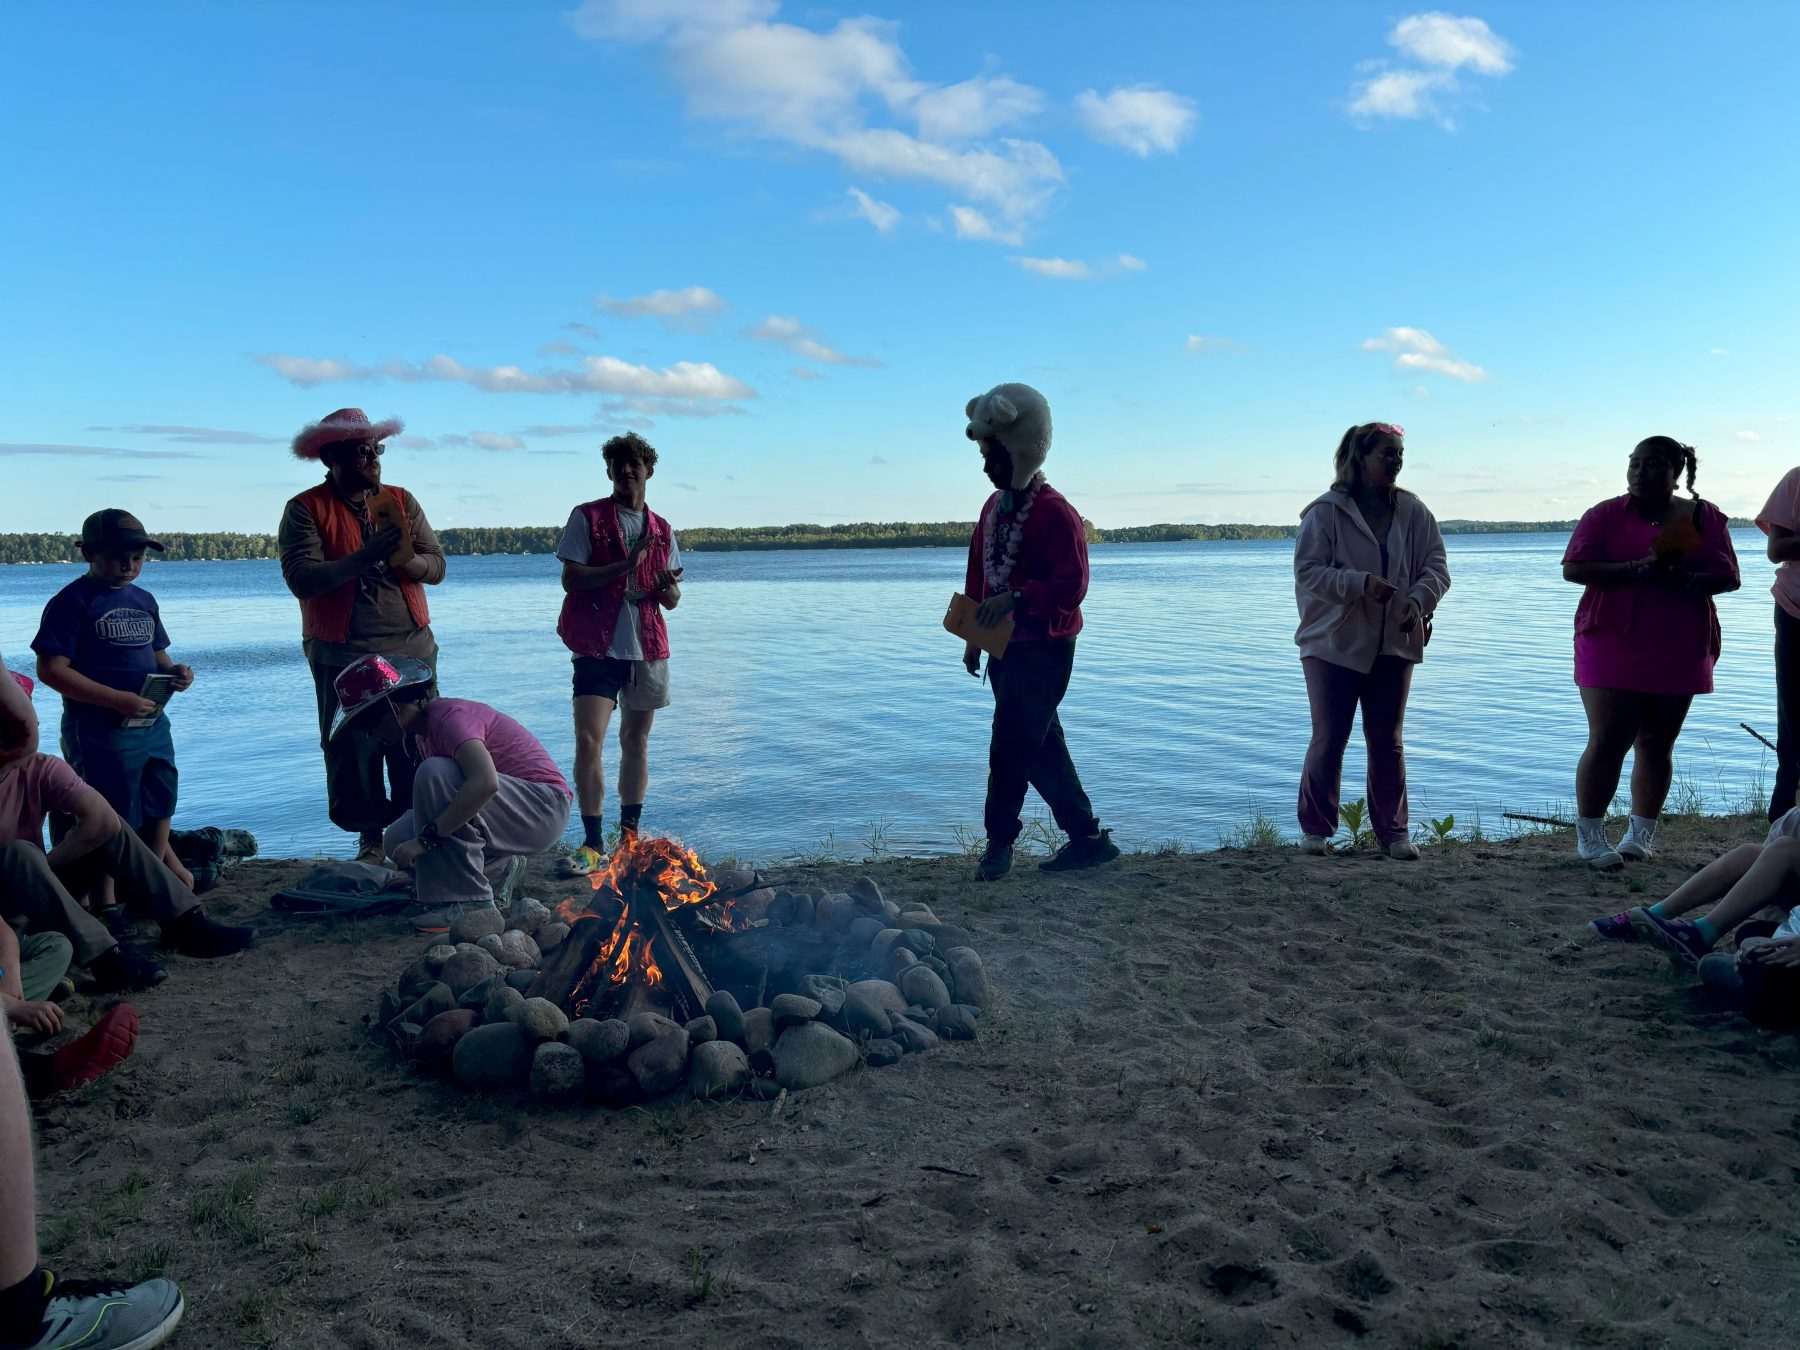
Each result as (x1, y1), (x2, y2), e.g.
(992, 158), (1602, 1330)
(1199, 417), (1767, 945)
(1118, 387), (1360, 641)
(899, 928), (935, 957)
(457, 975), (501, 1012)
(566, 1017), (630, 1065)
(685, 1015), (718, 1044)
(507, 897), (552, 935)
(885, 949), (919, 981)
(789, 893), (816, 926)
(863, 1038), (903, 1068)
(512, 997), (570, 1043)
(627, 1028), (692, 1097)
(440, 949), (503, 997)
(842, 990), (892, 1039)
(771, 993), (822, 1028)
(401, 982), (455, 1027)
(889, 1019), (939, 1054)
(773, 1022), (859, 1090)
(847, 876), (884, 910)
(689, 1040), (751, 1100)
(627, 1011), (683, 1049)
(846, 915), (887, 949)
(869, 928), (906, 967)
(504, 970), (535, 993)
(482, 984), (524, 1025)
(896, 904), (939, 924)
(450, 906), (506, 944)
(705, 990), (745, 1043)
(415, 1009), (477, 1069)
(530, 1042), (586, 1102)
(423, 944), (456, 975)
(492, 930), (542, 971)
(813, 894), (860, 932)
(452, 1022), (533, 1090)
(741, 1007), (776, 1073)
(943, 948), (988, 1009)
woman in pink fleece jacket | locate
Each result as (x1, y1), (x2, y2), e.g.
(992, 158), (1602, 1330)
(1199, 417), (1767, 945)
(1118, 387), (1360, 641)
(1293, 423), (1450, 858)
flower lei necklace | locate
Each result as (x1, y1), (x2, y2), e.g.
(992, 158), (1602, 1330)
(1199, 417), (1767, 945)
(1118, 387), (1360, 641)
(984, 472), (1046, 593)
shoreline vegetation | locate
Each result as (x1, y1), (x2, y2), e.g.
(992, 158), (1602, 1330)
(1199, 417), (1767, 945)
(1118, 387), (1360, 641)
(0, 516), (1758, 564)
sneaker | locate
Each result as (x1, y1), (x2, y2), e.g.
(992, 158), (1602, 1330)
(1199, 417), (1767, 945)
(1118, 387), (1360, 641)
(1039, 829), (1122, 874)
(1299, 834), (1332, 856)
(1576, 829), (1623, 871)
(1627, 908), (1712, 968)
(408, 908), (459, 934)
(1588, 910), (1639, 942)
(85, 946), (167, 994)
(1386, 839), (1421, 861)
(567, 845), (604, 876)
(161, 909), (255, 959)
(13, 1273), (184, 1350)
(974, 842), (1013, 882)
(45, 1004), (138, 1094)
(1616, 816), (1658, 862)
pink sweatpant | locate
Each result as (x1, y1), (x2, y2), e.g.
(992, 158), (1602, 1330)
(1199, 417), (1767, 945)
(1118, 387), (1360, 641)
(1298, 655), (1415, 844)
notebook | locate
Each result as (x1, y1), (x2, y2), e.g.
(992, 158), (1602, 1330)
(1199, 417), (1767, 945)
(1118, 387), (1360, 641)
(943, 592), (1014, 660)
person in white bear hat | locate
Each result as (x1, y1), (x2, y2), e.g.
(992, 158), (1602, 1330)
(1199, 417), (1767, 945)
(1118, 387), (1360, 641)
(962, 382), (1119, 880)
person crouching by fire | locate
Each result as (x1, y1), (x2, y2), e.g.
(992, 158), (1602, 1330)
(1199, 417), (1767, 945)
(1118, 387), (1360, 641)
(961, 382), (1119, 882)
(328, 655), (573, 933)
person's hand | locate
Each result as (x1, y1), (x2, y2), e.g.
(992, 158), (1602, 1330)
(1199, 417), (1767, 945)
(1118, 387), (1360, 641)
(629, 530), (654, 563)
(976, 592), (1016, 628)
(1365, 575), (1398, 602)
(1747, 935), (1800, 968)
(1399, 597), (1423, 632)
(963, 642), (981, 677)
(168, 664), (195, 692)
(390, 837), (426, 871)
(5, 998), (63, 1035)
(653, 566), (684, 591)
(113, 692), (159, 719)
(359, 526), (403, 566)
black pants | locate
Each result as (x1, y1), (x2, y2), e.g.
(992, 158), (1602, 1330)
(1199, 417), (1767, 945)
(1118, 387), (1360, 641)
(309, 655), (430, 836)
(985, 638), (1099, 847)
(1774, 606), (1800, 822)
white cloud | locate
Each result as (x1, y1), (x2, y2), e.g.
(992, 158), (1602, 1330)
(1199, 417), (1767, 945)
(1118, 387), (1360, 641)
(1349, 12), (1515, 127)
(566, 321), (603, 340)
(746, 316), (880, 367)
(870, 455), (888, 465)
(1390, 13), (1515, 74)
(1184, 335), (1238, 356)
(594, 286), (728, 328)
(256, 351), (756, 402)
(520, 424), (606, 437)
(1711, 347), (1734, 358)
(604, 397), (749, 418)
(847, 186), (900, 232)
(949, 204), (1022, 245)
(0, 443), (202, 459)
(435, 431), (528, 451)
(1360, 326), (1487, 382)
(792, 366), (827, 381)
(89, 423), (280, 445)
(538, 339), (583, 356)
(1074, 84), (1197, 156)
(1013, 254), (1146, 280)
(569, 2), (1063, 225)
(1735, 430), (1762, 443)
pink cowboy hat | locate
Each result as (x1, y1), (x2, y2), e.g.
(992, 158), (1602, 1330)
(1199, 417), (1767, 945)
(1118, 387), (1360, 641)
(292, 408), (406, 461)
(7, 671), (31, 698)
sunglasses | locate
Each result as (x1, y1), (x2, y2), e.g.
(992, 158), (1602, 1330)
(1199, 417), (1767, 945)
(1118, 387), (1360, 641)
(1372, 423), (1405, 439)
(349, 441), (384, 462)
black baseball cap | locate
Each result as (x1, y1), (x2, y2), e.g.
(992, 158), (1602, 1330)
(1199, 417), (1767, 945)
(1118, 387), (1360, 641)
(80, 509), (164, 554)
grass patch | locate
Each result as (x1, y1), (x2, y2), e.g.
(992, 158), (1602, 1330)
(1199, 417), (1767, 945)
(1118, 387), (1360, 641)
(1219, 810), (1283, 851)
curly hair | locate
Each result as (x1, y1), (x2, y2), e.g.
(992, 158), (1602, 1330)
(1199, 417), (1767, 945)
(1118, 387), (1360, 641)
(602, 431), (659, 472)
(1330, 423), (1401, 494)
(1634, 435), (1699, 495)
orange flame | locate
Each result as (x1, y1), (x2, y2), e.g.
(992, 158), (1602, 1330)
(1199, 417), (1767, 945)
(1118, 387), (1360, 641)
(561, 835), (719, 1015)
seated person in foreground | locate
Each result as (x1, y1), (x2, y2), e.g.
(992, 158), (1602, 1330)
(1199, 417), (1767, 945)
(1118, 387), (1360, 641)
(0, 697), (252, 991)
(328, 655), (574, 933)
(1591, 807), (1800, 1018)
(1, 914), (139, 1098)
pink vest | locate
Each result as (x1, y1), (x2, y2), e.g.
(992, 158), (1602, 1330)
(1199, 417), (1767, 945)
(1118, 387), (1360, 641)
(556, 499), (672, 660)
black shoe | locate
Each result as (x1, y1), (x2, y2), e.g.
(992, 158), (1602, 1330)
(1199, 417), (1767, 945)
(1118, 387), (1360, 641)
(161, 909), (255, 959)
(975, 842), (1014, 881)
(1039, 828), (1121, 873)
(86, 945), (168, 994)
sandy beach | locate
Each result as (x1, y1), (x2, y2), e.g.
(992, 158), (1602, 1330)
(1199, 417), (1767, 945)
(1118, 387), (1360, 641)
(28, 816), (1800, 1348)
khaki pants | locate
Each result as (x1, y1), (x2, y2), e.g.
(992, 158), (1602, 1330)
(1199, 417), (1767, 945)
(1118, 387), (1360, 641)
(0, 832), (198, 967)
(384, 758), (571, 908)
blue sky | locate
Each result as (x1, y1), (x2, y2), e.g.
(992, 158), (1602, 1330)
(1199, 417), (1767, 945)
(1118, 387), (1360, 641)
(2, 1), (1795, 532)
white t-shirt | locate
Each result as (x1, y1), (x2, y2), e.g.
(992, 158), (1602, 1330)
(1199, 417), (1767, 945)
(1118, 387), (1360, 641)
(556, 505), (681, 661)
(1764, 808), (1800, 938)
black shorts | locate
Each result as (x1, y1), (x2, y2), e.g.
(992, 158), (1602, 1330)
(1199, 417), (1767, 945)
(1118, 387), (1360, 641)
(572, 655), (633, 702)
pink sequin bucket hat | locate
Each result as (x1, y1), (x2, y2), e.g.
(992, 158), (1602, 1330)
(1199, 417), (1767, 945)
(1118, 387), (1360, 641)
(292, 408), (405, 461)
(329, 654), (433, 741)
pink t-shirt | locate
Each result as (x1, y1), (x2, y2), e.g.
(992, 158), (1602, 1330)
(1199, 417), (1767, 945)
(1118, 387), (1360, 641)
(0, 753), (89, 848)
(414, 699), (572, 799)
(1755, 468), (1800, 620)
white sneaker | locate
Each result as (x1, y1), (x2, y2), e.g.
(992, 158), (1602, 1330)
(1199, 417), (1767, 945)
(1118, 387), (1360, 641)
(1386, 839), (1421, 861)
(1616, 815), (1657, 861)
(1299, 834), (1332, 855)
(1576, 818), (1623, 871)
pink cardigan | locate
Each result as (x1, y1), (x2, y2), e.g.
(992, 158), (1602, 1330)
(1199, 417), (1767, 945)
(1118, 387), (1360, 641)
(964, 485), (1089, 642)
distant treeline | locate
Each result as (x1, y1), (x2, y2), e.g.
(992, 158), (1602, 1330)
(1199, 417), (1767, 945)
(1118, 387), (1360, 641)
(0, 516), (1757, 564)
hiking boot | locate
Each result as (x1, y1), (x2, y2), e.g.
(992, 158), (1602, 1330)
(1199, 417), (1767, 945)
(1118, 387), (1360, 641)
(45, 1004), (138, 1095)
(354, 833), (386, 866)
(9, 1273), (184, 1350)
(1299, 834), (1332, 856)
(1627, 908), (1712, 968)
(1588, 910), (1639, 942)
(85, 946), (167, 994)
(161, 909), (255, 959)
(1386, 839), (1421, 861)
(1039, 829), (1121, 873)
(1616, 815), (1658, 862)
(974, 842), (1013, 882)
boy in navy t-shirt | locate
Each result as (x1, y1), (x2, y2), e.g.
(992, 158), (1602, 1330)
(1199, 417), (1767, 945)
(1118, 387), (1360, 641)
(31, 509), (196, 890)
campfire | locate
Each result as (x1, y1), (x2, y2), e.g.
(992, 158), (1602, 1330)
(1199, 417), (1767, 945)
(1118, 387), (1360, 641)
(374, 837), (990, 1106)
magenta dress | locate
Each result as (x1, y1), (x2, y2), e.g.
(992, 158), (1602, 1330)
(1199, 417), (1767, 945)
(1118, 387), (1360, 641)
(1562, 495), (1740, 695)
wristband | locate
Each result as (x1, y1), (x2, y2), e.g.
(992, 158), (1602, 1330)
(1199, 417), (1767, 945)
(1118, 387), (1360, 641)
(418, 822), (443, 852)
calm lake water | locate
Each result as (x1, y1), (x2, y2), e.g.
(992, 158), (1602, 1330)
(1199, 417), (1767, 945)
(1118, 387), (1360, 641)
(0, 533), (1784, 862)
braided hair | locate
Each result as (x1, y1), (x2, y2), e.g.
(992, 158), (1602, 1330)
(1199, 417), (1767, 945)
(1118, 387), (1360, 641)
(1635, 435), (1699, 496)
